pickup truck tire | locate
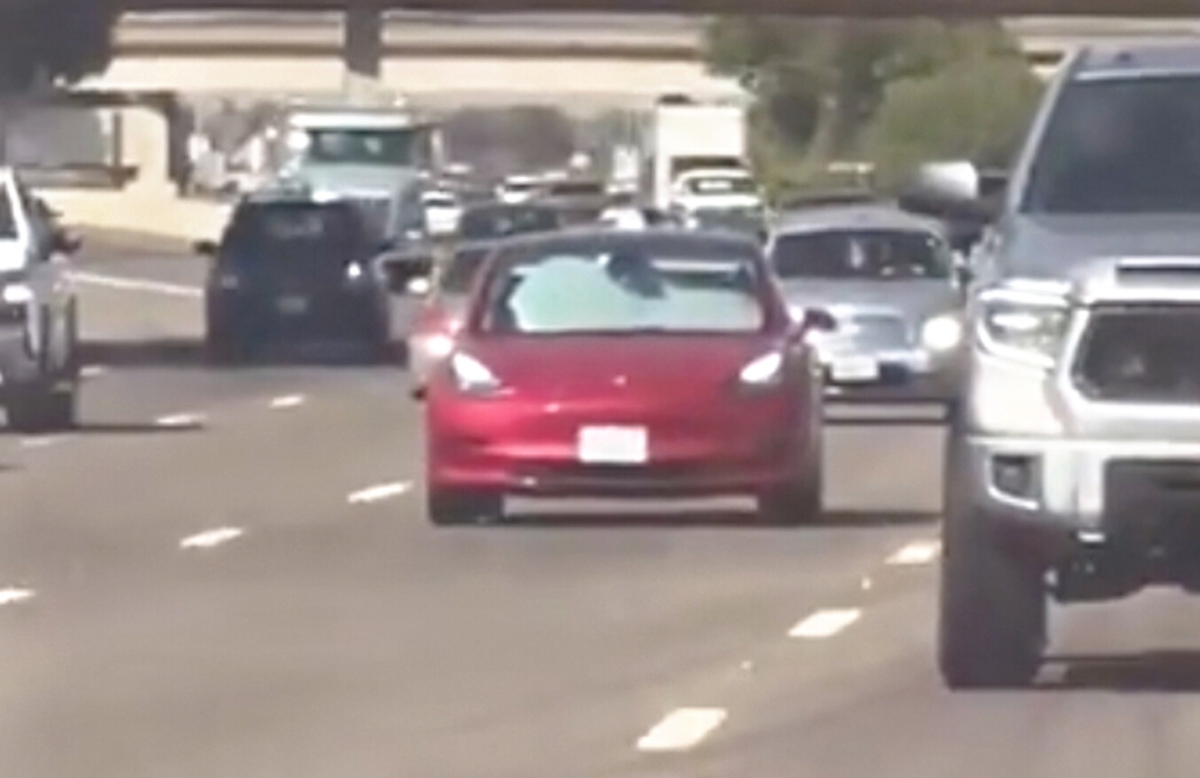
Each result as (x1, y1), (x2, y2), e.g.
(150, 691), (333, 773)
(757, 479), (821, 525)
(938, 440), (1046, 689)
(8, 384), (76, 433)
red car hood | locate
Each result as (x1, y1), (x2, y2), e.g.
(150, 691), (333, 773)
(461, 335), (779, 399)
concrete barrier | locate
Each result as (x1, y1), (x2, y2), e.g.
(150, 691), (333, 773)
(39, 190), (231, 252)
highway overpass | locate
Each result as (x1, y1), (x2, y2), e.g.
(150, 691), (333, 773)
(83, 13), (1200, 106)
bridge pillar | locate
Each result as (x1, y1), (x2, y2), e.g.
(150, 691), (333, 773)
(343, 3), (384, 105)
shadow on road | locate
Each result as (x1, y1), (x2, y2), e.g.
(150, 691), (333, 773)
(80, 338), (408, 369)
(473, 508), (938, 529)
(1040, 651), (1200, 692)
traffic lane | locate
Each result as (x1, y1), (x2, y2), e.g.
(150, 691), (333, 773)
(634, 551), (1200, 778)
(0, 373), (944, 778)
(65, 259), (416, 432)
(75, 239), (210, 289)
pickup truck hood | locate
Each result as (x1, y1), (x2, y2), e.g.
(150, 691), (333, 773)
(1000, 214), (1200, 279)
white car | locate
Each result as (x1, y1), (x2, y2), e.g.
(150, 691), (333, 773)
(496, 175), (541, 205)
(422, 190), (462, 237)
(670, 168), (764, 215)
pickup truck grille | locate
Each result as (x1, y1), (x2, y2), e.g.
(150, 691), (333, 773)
(1074, 305), (1200, 402)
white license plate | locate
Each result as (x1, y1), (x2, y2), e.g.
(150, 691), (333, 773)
(830, 356), (880, 382)
(277, 296), (309, 315)
(577, 425), (648, 465)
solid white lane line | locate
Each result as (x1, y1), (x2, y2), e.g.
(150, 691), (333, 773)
(156, 412), (204, 427)
(347, 482), (412, 504)
(70, 271), (202, 298)
(636, 708), (727, 752)
(269, 394), (305, 409)
(179, 527), (244, 549)
(0, 587), (35, 606)
(887, 540), (942, 566)
(788, 608), (862, 639)
(80, 365), (106, 379)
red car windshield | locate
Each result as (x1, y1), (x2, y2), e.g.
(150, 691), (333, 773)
(478, 242), (768, 335)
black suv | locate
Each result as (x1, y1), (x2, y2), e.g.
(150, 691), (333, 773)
(197, 195), (392, 362)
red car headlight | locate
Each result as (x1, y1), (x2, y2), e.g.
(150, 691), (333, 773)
(449, 352), (505, 396)
(738, 351), (784, 388)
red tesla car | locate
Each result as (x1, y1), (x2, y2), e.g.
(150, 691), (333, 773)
(423, 228), (834, 525)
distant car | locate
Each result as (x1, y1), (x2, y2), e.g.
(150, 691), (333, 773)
(422, 228), (833, 525)
(0, 170), (82, 432)
(455, 202), (561, 243)
(422, 189), (463, 238)
(407, 241), (495, 394)
(406, 202), (562, 389)
(496, 175), (541, 205)
(536, 180), (609, 225)
(766, 203), (966, 405)
(198, 195), (392, 361)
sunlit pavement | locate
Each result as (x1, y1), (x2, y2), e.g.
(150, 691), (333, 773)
(1, 242), (1199, 778)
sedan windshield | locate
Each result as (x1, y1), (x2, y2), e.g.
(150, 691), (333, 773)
(481, 239), (766, 335)
(771, 229), (951, 280)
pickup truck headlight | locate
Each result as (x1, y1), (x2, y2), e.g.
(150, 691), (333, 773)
(977, 287), (1070, 369)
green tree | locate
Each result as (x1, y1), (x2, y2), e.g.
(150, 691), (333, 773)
(862, 49), (1043, 188)
(702, 17), (1033, 175)
(0, 0), (117, 92)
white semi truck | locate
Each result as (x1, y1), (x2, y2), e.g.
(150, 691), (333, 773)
(647, 98), (749, 211)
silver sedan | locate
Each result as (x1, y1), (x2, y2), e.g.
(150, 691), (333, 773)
(766, 203), (967, 404)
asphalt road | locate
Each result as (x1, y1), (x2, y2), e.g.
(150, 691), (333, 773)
(2, 241), (1199, 778)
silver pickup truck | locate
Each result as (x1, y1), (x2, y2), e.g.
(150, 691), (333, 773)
(903, 43), (1200, 689)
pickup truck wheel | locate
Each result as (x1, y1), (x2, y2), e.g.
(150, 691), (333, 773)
(427, 488), (503, 526)
(938, 448), (1046, 689)
(8, 385), (76, 433)
(757, 479), (821, 525)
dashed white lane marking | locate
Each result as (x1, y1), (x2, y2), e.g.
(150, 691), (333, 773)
(20, 435), (68, 448)
(70, 271), (202, 299)
(636, 708), (727, 752)
(179, 527), (244, 549)
(0, 587), (35, 606)
(788, 608), (862, 639)
(887, 540), (942, 566)
(80, 365), (105, 379)
(156, 412), (205, 427)
(347, 481), (412, 504)
(269, 394), (305, 409)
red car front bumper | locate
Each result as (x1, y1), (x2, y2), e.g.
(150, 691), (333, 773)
(425, 391), (817, 498)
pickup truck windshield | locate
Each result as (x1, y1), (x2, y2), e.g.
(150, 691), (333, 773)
(1024, 76), (1200, 214)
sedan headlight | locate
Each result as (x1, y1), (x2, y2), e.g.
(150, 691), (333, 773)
(921, 314), (964, 351)
(345, 262), (365, 282)
(977, 287), (1071, 369)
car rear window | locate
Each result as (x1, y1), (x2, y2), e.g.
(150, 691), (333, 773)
(227, 203), (360, 253)
(479, 238), (767, 335)
(458, 206), (559, 241)
(547, 182), (603, 197)
(770, 229), (951, 280)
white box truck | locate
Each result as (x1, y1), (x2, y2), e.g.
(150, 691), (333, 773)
(648, 98), (748, 211)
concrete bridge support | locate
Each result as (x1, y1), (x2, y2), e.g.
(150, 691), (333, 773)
(343, 3), (385, 104)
